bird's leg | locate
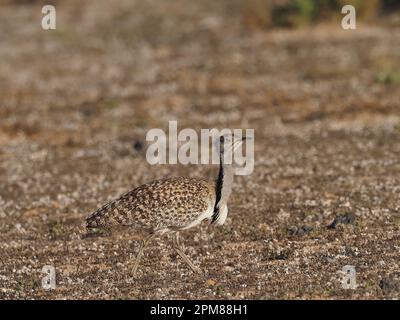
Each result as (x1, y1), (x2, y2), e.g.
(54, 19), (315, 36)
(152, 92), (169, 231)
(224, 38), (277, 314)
(172, 233), (201, 274)
(131, 233), (155, 276)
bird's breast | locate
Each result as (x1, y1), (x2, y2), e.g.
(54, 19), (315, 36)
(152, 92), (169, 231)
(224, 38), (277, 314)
(214, 205), (228, 226)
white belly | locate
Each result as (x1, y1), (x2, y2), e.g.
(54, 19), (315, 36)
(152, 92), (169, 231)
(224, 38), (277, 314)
(180, 202), (214, 230)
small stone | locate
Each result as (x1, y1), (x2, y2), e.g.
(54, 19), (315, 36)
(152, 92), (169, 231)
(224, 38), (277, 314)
(380, 274), (400, 294)
(133, 141), (144, 152)
(224, 266), (235, 272)
(327, 213), (355, 229)
(288, 225), (313, 236)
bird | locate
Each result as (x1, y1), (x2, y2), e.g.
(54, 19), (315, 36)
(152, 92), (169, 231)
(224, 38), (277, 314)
(85, 133), (249, 275)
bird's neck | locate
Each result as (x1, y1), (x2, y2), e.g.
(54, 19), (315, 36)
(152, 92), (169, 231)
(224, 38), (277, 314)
(212, 155), (234, 223)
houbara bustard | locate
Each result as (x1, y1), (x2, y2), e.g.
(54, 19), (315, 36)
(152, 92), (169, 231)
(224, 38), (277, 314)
(86, 134), (249, 275)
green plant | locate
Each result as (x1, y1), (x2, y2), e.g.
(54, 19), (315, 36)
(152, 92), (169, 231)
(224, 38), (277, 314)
(294, 0), (316, 26)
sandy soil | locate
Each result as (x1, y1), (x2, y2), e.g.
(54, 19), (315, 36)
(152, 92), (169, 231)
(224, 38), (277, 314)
(0, 0), (399, 299)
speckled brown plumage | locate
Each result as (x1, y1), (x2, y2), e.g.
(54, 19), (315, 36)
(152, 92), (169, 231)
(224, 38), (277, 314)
(85, 134), (246, 275)
(86, 177), (216, 234)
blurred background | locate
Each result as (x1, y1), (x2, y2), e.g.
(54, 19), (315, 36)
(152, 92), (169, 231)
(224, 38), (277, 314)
(0, 0), (399, 299)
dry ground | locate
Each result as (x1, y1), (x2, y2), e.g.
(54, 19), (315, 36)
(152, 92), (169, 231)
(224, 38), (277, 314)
(0, 0), (399, 299)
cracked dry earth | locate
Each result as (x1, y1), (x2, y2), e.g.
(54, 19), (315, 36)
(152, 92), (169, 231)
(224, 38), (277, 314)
(0, 1), (399, 299)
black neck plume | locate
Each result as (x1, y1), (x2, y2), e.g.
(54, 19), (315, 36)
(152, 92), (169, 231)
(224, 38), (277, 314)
(212, 158), (224, 223)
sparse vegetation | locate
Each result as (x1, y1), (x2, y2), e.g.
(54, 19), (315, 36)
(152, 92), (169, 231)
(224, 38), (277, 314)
(0, 0), (399, 299)
(241, 0), (400, 28)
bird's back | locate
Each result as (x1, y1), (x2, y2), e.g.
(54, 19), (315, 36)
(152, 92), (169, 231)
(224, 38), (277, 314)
(86, 177), (215, 233)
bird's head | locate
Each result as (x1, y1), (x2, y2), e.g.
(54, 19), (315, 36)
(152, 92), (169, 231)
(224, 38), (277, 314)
(215, 133), (250, 156)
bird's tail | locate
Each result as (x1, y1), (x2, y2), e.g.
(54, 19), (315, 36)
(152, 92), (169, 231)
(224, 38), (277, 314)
(84, 212), (108, 238)
(84, 200), (123, 236)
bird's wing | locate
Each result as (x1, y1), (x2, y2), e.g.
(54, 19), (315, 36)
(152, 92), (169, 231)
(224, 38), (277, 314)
(86, 177), (215, 231)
